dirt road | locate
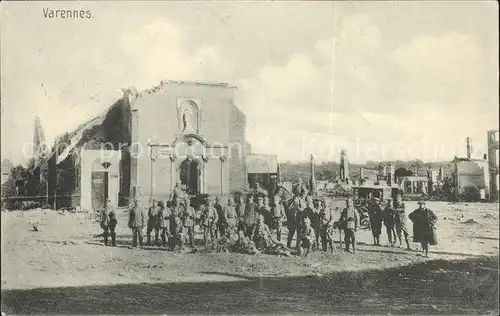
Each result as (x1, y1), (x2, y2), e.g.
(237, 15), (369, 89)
(1, 201), (498, 314)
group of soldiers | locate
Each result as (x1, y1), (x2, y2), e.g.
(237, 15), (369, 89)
(99, 179), (438, 258)
(364, 195), (438, 257)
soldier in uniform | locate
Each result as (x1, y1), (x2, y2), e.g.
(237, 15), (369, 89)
(319, 200), (335, 252)
(200, 198), (219, 248)
(223, 197), (238, 235)
(394, 194), (410, 250)
(157, 201), (171, 248)
(169, 199), (181, 247)
(100, 199), (117, 247)
(252, 214), (273, 250)
(253, 182), (269, 199)
(171, 215), (185, 251)
(262, 196), (273, 225)
(311, 199), (322, 248)
(170, 182), (185, 204)
(367, 197), (384, 246)
(181, 197), (196, 247)
(243, 194), (258, 238)
(216, 230), (239, 253)
(302, 198), (315, 248)
(298, 217), (316, 256)
(146, 199), (160, 246)
(231, 229), (260, 255)
(383, 198), (397, 247)
(235, 195), (246, 232)
(275, 185), (291, 204)
(286, 195), (305, 249)
(270, 195), (286, 241)
(339, 197), (359, 253)
(292, 177), (308, 197)
(252, 214), (291, 256)
(214, 196), (226, 238)
(128, 199), (144, 248)
(256, 196), (270, 226)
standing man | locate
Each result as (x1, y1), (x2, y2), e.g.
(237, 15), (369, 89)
(100, 199), (117, 247)
(319, 200), (335, 252)
(311, 199), (322, 248)
(181, 197), (196, 247)
(383, 198), (397, 247)
(146, 199), (160, 246)
(302, 198), (316, 248)
(214, 196), (226, 238)
(170, 199), (182, 245)
(243, 195), (258, 238)
(394, 194), (410, 250)
(270, 195), (286, 241)
(170, 182), (185, 204)
(157, 201), (171, 248)
(235, 195), (247, 232)
(201, 198), (219, 248)
(224, 197), (238, 235)
(293, 177), (308, 197)
(286, 195), (305, 249)
(128, 199), (144, 248)
(256, 196), (270, 225)
(253, 182), (268, 199)
(409, 200), (438, 257)
(339, 197), (359, 253)
(367, 197), (383, 246)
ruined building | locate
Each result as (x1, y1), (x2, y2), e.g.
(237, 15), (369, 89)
(37, 80), (274, 211)
(339, 149), (350, 184)
(453, 137), (490, 201)
(487, 130), (499, 201)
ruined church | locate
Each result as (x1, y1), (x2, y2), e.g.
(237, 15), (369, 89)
(40, 80), (276, 211)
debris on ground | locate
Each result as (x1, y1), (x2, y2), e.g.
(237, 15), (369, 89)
(464, 219), (478, 224)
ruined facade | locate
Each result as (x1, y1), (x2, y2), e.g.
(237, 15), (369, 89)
(339, 150), (349, 184)
(129, 80), (247, 203)
(41, 80), (265, 210)
(487, 130), (499, 201)
(453, 157), (490, 201)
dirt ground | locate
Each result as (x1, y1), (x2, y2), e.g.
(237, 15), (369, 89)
(1, 201), (499, 315)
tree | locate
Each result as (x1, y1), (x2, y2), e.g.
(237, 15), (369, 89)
(1, 163), (32, 198)
(410, 159), (424, 170)
(394, 167), (413, 184)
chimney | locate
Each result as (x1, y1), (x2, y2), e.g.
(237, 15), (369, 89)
(466, 137), (472, 158)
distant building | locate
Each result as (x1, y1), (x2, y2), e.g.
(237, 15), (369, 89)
(246, 154), (279, 196)
(359, 167), (378, 184)
(37, 80), (269, 210)
(453, 157), (490, 201)
(403, 176), (429, 195)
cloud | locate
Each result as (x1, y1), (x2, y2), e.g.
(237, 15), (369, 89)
(1, 18), (234, 164)
(392, 32), (482, 79)
(2, 6), (496, 166)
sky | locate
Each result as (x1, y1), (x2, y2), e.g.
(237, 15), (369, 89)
(1, 1), (498, 165)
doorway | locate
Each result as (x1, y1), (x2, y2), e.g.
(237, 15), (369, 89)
(91, 171), (108, 210)
(179, 159), (199, 195)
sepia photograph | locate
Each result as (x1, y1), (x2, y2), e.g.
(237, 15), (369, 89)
(1, 1), (499, 315)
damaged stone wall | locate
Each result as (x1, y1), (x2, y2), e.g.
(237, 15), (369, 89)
(49, 96), (132, 209)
